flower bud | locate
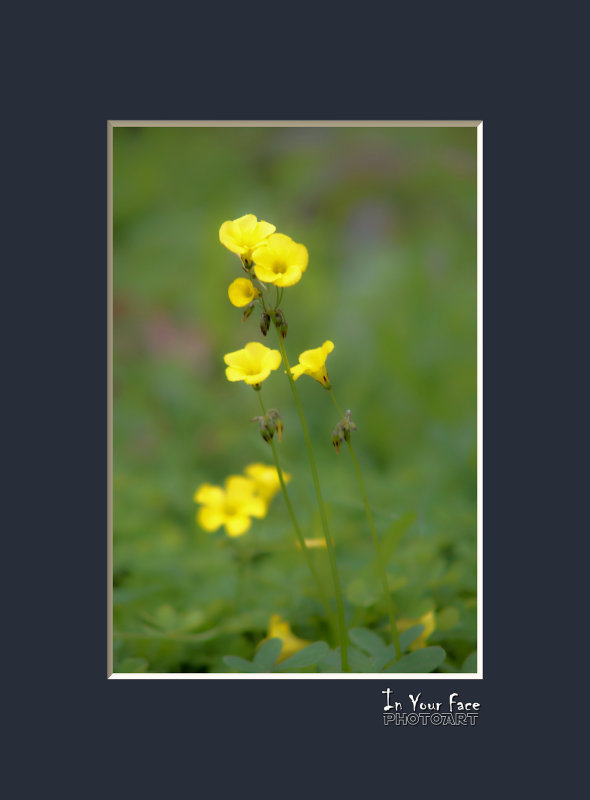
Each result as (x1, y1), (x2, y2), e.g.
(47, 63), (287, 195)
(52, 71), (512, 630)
(251, 414), (274, 443)
(260, 311), (271, 336)
(331, 410), (356, 452)
(271, 308), (289, 340)
(267, 409), (284, 443)
(242, 303), (255, 322)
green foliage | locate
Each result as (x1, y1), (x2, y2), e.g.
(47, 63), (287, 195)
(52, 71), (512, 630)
(113, 126), (477, 673)
(223, 640), (330, 673)
(383, 647), (447, 673)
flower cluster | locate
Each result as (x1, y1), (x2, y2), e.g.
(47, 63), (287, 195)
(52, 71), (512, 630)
(251, 408), (283, 443)
(220, 214), (308, 298)
(331, 409), (357, 453)
(194, 463), (290, 537)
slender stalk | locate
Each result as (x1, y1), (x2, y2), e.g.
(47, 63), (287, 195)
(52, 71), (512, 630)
(257, 391), (337, 636)
(329, 388), (402, 660)
(274, 327), (349, 671)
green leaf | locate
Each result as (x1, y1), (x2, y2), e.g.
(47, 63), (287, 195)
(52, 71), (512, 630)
(316, 648), (342, 672)
(222, 656), (260, 673)
(399, 624), (425, 652)
(116, 657), (149, 673)
(346, 578), (379, 608)
(316, 645), (374, 673)
(348, 646), (375, 673)
(377, 512), (417, 569)
(349, 627), (386, 656)
(461, 651), (477, 673)
(383, 646), (446, 673)
(369, 645), (397, 672)
(366, 627), (423, 672)
(273, 642), (329, 672)
(253, 638), (282, 671)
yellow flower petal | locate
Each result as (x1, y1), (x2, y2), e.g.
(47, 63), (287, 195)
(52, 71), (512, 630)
(219, 215), (276, 257)
(224, 475), (257, 495)
(228, 278), (260, 308)
(193, 484), (224, 505)
(224, 515), (252, 537)
(194, 473), (268, 538)
(233, 214), (257, 233)
(397, 609), (437, 651)
(223, 342), (282, 386)
(252, 232), (309, 287)
(197, 506), (225, 532)
(289, 363), (306, 380)
(264, 614), (310, 662)
(244, 463), (290, 504)
(290, 341), (334, 387)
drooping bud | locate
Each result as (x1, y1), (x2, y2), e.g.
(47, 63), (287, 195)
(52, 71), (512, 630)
(242, 302), (255, 323)
(272, 308), (289, 340)
(260, 311), (271, 336)
(331, 429), (342, 453)
(251, 414), (274, 443)
(267, 409), (284, 443)
(331, 409), (356, 452)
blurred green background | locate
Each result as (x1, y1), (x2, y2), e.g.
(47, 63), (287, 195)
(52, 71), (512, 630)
(113, 125), (477, 673)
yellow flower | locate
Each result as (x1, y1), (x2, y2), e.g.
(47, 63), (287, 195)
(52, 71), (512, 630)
(193, 476), (266, 537)
(261, 614), (310, 663)
(297, 537), (327, 549)
(290, 340), (335, 388)
(228, 278), (260, 308)
(219, 214), (276, 260)
(224, 342), (282, 386)
(397, 609), (436, 651)
(252, 233), (309, 287)
(244, 462), (290, 505)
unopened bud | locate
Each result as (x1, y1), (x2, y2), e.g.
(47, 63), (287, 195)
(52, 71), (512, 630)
(272, 308), (289, 340)
(331, 410), (356, 452)
(261, 426), (273, 444)
(267, 409), (284, 443)
(260, 311), (271, 336)
(251, 414), (275, 443)
(242, 303), (255, 322)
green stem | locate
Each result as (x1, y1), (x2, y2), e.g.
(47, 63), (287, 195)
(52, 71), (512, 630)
(257, 391), (337, 637)
(329, 388), (402, 660)
(274, 327), (349, 671)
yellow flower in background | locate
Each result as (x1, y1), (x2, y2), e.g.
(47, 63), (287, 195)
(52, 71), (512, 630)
(194, 476), (266, 537)
(224, 342), (282, 386)
(228, 277), (260, 308)
(219, 214), (276, 260)
(252, 233), (309, 287)
(262, 614), (310, 663)
(290, 340), (335, 388)
(296, 537), (328, 550)
(397, 609), (436, 651)
(244, 463), (290, 505)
